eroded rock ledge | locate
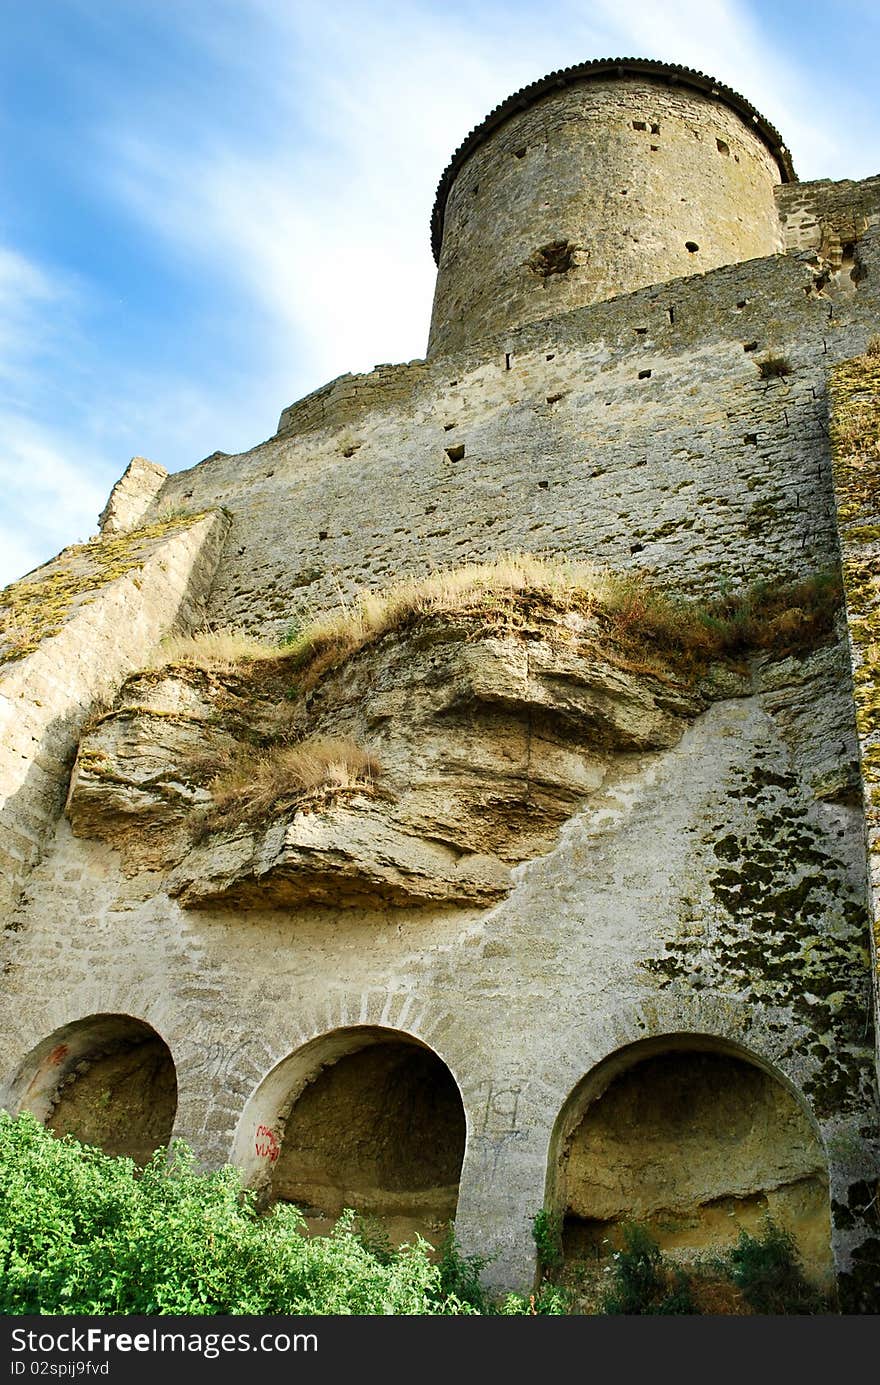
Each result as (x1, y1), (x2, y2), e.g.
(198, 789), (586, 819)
(67, 599), (747, 908)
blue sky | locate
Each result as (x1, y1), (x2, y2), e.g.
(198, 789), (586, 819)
(1, 0), (878, 589)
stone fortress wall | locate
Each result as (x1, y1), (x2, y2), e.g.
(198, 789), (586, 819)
(1, 61), (880, 1307)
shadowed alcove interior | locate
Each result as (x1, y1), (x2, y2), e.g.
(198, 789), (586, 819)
(13, 1013), (177, 1166)
(548, 1034), (833, 1287)
(264, 1027), (466, 1249)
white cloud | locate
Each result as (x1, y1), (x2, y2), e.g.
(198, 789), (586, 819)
(0, 247), (72, 394)
(0, 412), (108, 586)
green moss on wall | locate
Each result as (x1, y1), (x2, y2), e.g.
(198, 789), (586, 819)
(830, 351), (880, 966)
(0, 512), (212, 667)
(644, 751), (874, 1124)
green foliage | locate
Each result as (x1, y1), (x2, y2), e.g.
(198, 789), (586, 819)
(433, 1226), (491, 1312)
(281, 614), (307, 646)
(724, 1222), (828, 1314)
(496, 1285), (571, 1314)
(349, 1212), (394, 1265)
(0, 1114), (481, 1315)
(532, 1208), (563, 1273)
(600, 1224), (696, 1316)
(597, 1221), (830, 1316)
(693, 568), (841, 658)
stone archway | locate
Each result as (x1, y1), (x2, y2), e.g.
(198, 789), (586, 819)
(550, 1035), (833, 1288)
(11, 1013), (177, 1165)
(237, 1026), (466, 1248)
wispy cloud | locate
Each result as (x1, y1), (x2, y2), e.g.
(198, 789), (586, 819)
(0, 411), (107, 577)
(0, 247), (72, 395)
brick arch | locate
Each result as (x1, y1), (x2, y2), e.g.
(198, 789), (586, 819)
(230, 1018), (475, 1249)
(227, 986), (480, 1165)
(528, 988), (823, 1140)
(544, 1027), (833, 1289)
(232, 1016), (470, 1181)
(5, 1011), (178, 1165)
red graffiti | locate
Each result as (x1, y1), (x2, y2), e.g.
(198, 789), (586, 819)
(254, 1124), (280, 1163)
(48, 1044), (69, 1067)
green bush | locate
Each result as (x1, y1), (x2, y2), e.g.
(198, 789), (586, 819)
(724, 1222), (828, 1314)
(434, 1226), (492, 1312)
(0, 1113), (568, 1316)
(600, 1224), (696, 1315)
(0, 1113), (482, 1315)
(497, 1285), (571, 1314)
(531, 1208), (563, 1274)
(597, 1220), (830, 1316)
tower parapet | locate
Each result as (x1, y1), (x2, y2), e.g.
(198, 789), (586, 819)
(428, 58), (794, 356)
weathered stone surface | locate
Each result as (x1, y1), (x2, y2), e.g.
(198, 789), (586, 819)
(777, 175), (880, 256)
(65, 666), (241, 870)
(167, 804), (512, 910)
(66, 711), (224, 872)
(67, 610), (726, 903)
(98, 456), (169, 535)
(0, 511), (230, 913)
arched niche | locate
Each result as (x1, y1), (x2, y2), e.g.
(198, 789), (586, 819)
(234, 1026), (467, 1249)
(547, 1033), (833, 1288)
(10, 1013), (177, 1165)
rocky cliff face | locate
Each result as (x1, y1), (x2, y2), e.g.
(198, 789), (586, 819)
(66, 592), (747, 911)
(0, 509), (229, 915)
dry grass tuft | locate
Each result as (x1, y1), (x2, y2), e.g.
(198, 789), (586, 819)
(199, 735), (381, 833)
(281, 554), (687, 688)
(280, 555), (841, 691)
(864, 333), (880, 359)
(144, 555), (842, 701)
(151, 627), (281, 672)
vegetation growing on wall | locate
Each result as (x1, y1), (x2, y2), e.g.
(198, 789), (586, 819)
(0, 512), (212, 667)
(829, 351), (880, 966)
(0, 1113), (565, 1316)
(157, 554), (843, 696)
(122, 556), (841, 843)
(594, 1222), (828, 1315)
(199, 736), (382, 835)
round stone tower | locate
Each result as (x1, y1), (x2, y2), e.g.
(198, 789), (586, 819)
(427, 58), (795, 357)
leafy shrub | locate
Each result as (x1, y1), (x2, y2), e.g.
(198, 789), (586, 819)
(599, 1224), (696, 1315)
(497, 1285), (571, 1314)
(724, 1222), (829, 1314)
(0, 1114), (479, 1315)
(433, 1227), (491, 1312)
(596, 1221), (830, 1316)
(532, 1208), (564, 1273)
